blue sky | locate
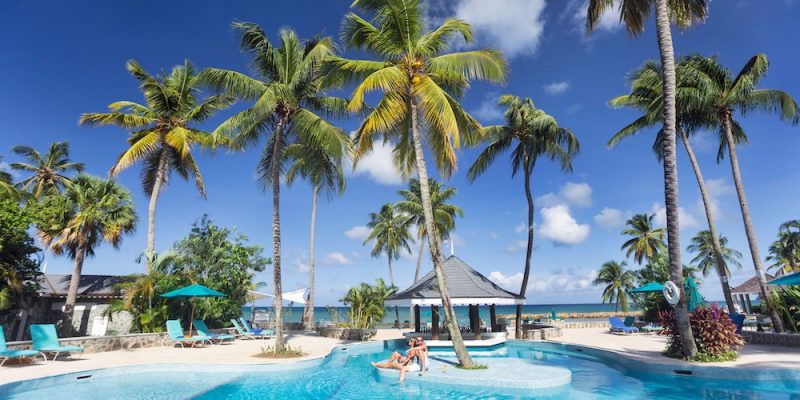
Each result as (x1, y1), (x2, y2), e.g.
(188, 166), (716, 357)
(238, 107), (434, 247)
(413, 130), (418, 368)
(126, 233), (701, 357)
(1, 0), (798, 306)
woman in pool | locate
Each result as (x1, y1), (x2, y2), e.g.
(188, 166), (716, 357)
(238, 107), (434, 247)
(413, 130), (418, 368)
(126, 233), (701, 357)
(371, 338), (419, 370)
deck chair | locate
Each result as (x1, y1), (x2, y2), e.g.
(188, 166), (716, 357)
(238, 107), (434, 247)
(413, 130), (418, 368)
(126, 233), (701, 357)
(608, 317), (638, 334)
(166, 320), (211, 348)
(730, 313), (746, 334)
(240, 317), (274, 338)
(623, 316), (636, 327)
(30, 324), (84, 360)
(1, 326), (44, 366)
(231, 319), (258, 339)
(193, 320), (235, 344)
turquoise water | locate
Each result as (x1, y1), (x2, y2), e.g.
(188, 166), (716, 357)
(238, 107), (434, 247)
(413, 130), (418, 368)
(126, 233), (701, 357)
(3, 341), (798, 399)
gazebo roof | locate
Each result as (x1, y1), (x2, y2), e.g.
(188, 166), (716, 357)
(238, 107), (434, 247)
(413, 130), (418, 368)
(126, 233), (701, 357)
(385, 255), (525, 306)
(731, 274), (775, 295)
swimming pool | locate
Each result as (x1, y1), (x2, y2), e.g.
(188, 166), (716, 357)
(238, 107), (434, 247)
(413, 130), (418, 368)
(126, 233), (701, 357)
(2, 340), (798, 399)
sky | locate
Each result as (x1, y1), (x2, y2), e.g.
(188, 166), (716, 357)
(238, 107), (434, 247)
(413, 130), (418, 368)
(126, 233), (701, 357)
(1, 0), (799, 307)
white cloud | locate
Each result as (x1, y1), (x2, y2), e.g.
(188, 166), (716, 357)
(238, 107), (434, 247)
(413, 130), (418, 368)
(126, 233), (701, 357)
(471, 92), (503, 123)
(293, 255), (310, 274)
(324, 252), (351, 266)
(454, 0), (547, 58)
(349, 141), (403, 185)
(701, 178), (735, 218)
(344, 225), (370, 241)
(651, 202), (701, 230)
(569, 0), (624, 34)
(506, 239), (529, 253)
(538, 204), (591, 245)
(489, 271), (524, 289)
(489, 268), (598, 295)
(593, 207), (625, 230)
(543, 81), (571, 95)
(535, 193), (562, 208)
(561, 182), (592, 207)
(515, 223), (527, 234)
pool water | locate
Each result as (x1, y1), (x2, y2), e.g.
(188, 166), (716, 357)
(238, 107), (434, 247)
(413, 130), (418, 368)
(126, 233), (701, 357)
(3, 341), (799, 399)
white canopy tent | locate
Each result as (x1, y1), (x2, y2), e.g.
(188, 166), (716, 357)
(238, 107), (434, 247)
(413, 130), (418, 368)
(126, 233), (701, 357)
(248, 288), (308, 304)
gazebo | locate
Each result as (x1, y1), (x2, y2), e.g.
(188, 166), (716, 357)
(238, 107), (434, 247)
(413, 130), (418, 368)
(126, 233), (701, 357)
(384, 255), (524, 342)
(731, 274), (775, 314)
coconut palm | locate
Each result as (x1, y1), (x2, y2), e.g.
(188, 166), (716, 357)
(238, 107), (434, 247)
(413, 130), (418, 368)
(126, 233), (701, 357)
(203, 25), (346, 350)
(621, 214), (667, 265)
(586, 0), (707, 357)
(395, 178), (463, 283)
(284, 137), (349, 329)
(467, 95), (579, 338)
(687, 230), (742, 278)
(10, 142), (84, 198)
(767, 220), (800, 275)
(35, 175), (136, 336)
(330, 0), (507, 367)
(593, 261), (637, 312)
(80, 60), (232, 274)
(0, 156), (19, 200)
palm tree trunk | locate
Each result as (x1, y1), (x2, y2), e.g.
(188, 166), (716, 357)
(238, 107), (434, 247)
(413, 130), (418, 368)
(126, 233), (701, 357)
(145, 149), (169, 274)
(304, 187), (318, 330)
(271, 118), (286, 350)
(721, 114), (784, 332)
(515, 164), (534, 339)
(654, 0), (697, 357)
(62, 243), (86, 337)
(679, 129), (736, 314)
(409, 95), (474, 367)
(414, 238), (425, 282)
(387, 257), (400, 327)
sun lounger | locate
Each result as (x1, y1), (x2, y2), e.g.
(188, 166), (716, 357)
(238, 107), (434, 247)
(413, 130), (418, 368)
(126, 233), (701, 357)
(166, 320), (211, 348)
(640, 324), (664, 334)
(231, 319), (258, 339)
(730, 313), (745, 334)
(623, 316), (636, 327)
(29, 324), (84, 360)
(608, 317), (638, 334)
(240, 317), (274, 338)
(193, 320), (235, 344)
(1, 326), (44, 366)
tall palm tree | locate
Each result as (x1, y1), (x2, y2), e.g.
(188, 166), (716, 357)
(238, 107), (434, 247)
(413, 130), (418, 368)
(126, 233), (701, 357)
(593, 261), (637, 312)
(621, 214), (667, 265)
(395, 178), (463, 283)
(11, 142), (84, 198)
(35, 175), (136, 336)
(364, 203), (413, 326)
(203, 25), (346, 351)
(284, 137), (349, 329)
(587, 0), (708, 357)
(609, 57), (739, 313)
(329, 0), (507, 367)
(682, 54), (799, 332)
(767, 220), (800, 275)
(80, 60), (232, 274)
(467, 95), (579, 338)
(687, 230), (742, 278)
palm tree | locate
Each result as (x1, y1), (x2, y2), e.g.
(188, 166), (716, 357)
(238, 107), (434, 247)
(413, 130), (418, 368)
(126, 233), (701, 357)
(329, 0), (507, 367)
(767, 220), (800, 275)
(10, 142), (84, 198)
(0, 156), (19, 200)
(593, 261), (637, 312)
(586, 0), (707, 357)
(203, 25), (346, 351)
(342, 278), (398, 329)
(687, 230), (742, 278)
(284, 137), (349, 329)
(35, 175), (136, 336)
(621, 214), (667, 265)
(80, 60), (232, 273)
(364, 203), (413, 326)
(467, 95), (579, 338)
(395, 178), (463, 283)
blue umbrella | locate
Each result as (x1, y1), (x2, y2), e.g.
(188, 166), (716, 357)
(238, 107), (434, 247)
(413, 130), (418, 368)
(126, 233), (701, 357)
(630, 282), (665, 293)
(769, 272), (800, 286)
(161, 284), (226, 335)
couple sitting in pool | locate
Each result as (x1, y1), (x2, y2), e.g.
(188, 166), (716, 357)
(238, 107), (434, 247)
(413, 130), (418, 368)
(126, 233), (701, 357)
(371, 337), (428, 383)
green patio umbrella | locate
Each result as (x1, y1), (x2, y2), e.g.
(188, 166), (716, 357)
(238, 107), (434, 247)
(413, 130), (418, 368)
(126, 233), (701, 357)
(684, 277), (705, 312)
(161, 284), (226, 336)
(769, 272), (800, 286)
(629, 282), (664, 293)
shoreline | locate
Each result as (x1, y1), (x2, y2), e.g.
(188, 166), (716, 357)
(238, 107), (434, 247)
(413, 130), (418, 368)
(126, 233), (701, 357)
(498, 311), (643, 320)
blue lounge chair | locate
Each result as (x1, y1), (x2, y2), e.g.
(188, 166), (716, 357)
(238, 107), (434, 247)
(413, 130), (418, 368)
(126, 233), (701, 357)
(609, 317), (638, 334)
(240, 317), (274, 337)
(623, 316), (636, 327)
(231, 319), (257, 339)
(193, 320), (235, 344)
(1, 326), (43, 366)
(166, 320), (211, 348)
(730, 313), (745, 334)
(29, 324), (84, 360)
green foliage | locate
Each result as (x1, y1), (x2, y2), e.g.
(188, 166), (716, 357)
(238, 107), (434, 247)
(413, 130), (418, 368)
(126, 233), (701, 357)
(767, 220), (800, 274)
(364, 204), (414, 265)
(0, 156), (21, 201)
(593, 261), (637, 312)
(689, 351), (738, 362)
(634, 253), (703, 322)
(621, 214), (666, 265)
(660, 304), (744, 360)
(256, 344), (305, 358)
(0, 200), (41, 322)
(396, 178), (462, 243)
(456, 363), (488, 370)
(772, 287), (800, 333)
(341, 279), (397, 329)
(687, 230), (742, 277)
(10, 142), (84, 199)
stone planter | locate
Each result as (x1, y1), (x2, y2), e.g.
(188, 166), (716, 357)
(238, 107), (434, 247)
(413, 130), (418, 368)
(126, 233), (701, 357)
(316, 326), (376, 341)
(7, 332), (169, 353)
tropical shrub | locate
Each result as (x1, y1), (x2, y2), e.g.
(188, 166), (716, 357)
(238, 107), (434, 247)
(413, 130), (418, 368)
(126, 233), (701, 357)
(660, 304), (744, 360)
(773, 288), (800, 333)
(341, 279), (397, 329)
(0, 200), (41, 326)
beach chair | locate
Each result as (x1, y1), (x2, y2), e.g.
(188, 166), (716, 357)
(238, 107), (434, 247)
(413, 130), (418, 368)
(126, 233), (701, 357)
(231, 319), (259, 339)
(29, 324), (84, 360)
(640, 324), (664, 335)
(1, 326), (44, 366)
(193, 320), (235, 345)
(240, 317), (274, 338)
(608, 317), (638, 334)
(623, 316), (636, 327)
(730, 313), (745, 334)
(166, 320), (211, 348)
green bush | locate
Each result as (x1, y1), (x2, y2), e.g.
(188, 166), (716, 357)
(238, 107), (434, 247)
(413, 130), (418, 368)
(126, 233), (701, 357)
(659, 304), (744, 361)
(341, 279), (396, 329)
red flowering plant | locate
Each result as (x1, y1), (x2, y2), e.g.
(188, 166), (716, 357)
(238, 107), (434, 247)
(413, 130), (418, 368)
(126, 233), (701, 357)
(659, 304), (745, 361)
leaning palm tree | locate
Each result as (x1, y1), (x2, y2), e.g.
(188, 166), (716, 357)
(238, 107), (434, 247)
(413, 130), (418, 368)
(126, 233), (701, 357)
(467, 95), (579, 338)
(284, 137), (349, 329)
(11, 142), (84, 198)
(203, 25), (346, 351)
(586, 0), (707, 357)
(395, 178), (463, 283)
(35, 175), (136, 336)
(621, 214), (667, 265)
(329, 0), (507, 367)
(80, 60), (232, 274)
(364, 203), (413, 326)
(767, 220), (800, 275)
(593, 261), (637, 312)
(682, 54), (799, 332)
(687, 230), (742, 278)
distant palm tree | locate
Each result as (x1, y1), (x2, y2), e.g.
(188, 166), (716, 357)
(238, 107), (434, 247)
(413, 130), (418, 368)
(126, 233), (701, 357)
(203, 24), (346, 351)
(687, 230), (742, 278)
(36, 175), (136, 336)
(395, 178), (463, 283)
(0, 156), (19, 200)
(593, 261), (637, 312)
(80, 60), (232, 273)
(329, 0), (507, 368)
(467, 95), (579, 338)
(768, 220), (800, 275)
(11, 142), (84, 198)
(621, 214), (666, 265)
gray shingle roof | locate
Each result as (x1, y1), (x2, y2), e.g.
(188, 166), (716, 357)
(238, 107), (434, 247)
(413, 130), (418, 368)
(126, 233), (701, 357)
(385, 256), (524, 306)
(37, 274), (126, 299)
(731, 274), (775, 295)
